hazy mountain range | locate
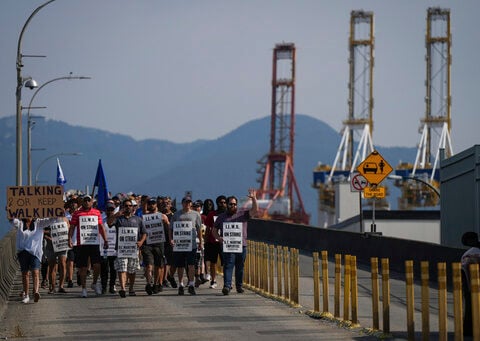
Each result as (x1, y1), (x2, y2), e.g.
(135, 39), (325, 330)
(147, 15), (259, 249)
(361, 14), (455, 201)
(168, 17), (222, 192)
(0, 114), (417, 237)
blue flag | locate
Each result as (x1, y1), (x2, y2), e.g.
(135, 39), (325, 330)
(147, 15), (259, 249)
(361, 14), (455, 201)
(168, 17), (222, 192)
(93, 159), (109, 212)
(56, 158), (67, 186)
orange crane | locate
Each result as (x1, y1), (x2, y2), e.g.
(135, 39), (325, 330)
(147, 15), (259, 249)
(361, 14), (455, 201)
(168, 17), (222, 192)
(256, 43), (309, 225)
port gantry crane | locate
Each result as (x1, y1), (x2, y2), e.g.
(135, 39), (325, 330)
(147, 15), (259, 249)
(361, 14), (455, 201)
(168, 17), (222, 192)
(394, 7), (453, 209)
(256, 43), (309, 225)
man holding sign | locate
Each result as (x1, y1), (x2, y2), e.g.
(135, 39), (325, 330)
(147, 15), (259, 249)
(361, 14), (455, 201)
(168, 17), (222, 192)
(108, 199), (147, 298)
(169, 196), (202, 296)
(214, 189), (258, 295)
(141, 198), (170, 295)
(68, 195), (108, 298)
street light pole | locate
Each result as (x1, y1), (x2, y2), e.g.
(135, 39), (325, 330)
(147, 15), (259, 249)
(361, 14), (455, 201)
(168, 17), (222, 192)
(16, 0), (56, 186)
(34, 152), (82, 185)
(26, 74), (91, 185)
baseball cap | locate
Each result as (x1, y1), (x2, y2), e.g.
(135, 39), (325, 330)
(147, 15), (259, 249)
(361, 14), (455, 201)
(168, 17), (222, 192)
(193, 200), (203, 207)
(182, 196), (192, 203)
(82, 195), (92, 200)
(148, 198), (157, 204)
(106, 202), (115, 209)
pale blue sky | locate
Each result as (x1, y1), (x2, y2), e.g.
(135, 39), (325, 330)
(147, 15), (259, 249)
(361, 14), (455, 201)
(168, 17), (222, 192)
(1, 0), (478, 153)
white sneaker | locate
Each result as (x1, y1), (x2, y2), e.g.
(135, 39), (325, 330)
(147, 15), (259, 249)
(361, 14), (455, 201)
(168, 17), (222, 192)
(205, 274), (211, 281)
(209, 281), (217, 289)
(95, 282), (102, 295)
(81, 288), (87, 298)
(22, 295), (30, 304)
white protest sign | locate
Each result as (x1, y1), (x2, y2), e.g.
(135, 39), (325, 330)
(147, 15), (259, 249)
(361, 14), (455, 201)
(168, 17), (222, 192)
(51, 220), (69, 253)
(143, 213), (165, 244)
(79, 216), (99, 245)
(172, 221), (193, 252)
(117, 227), (138, 258)
(222, 222), (243, 253)
(100, 224), (117, 257)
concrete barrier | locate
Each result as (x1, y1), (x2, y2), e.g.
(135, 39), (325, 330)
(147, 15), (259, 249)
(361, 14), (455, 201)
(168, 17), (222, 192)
(248, 219), (466, 282)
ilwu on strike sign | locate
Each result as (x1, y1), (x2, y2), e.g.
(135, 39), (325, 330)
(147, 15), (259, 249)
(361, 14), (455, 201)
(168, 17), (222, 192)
(51, 220), (69, 253)
(222, 222), (242, 253)
(143, 213), (165, 244)
(79, 216), (99, 245)
(117, 227), (138, 258)
(172, 221), (192, 252)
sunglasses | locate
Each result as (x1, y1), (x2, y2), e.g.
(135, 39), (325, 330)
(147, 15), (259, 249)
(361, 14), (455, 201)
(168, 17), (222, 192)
(83, 198), (92, 202)
(228, 203), (237, 206)
(124, 204), (133, 207)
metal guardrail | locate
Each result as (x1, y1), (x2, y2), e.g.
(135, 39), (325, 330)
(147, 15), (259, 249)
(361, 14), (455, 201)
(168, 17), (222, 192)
(0, 229), (18, 305)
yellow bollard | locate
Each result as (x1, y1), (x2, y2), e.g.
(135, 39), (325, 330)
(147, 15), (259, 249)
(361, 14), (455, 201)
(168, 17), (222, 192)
(294, 248), (299, 304)
(343, 254), (351, 321)
(382, 258), (390, 334)
(351, 255), (358, 325)
(262, 243), (267, 293)
(276, 246), (282, 297)
(334, 254), (342, 318)
(421, 261), (430, 341)
(470, 264), (480, 341)
(438, 262), (447, 341)
(452, 263), (463, 340)
(371, 257), (380, 330)
(322, 251), (329, 313)
(283, 246), (290, 301)
(254, 241), (259, 289)
(406, 260), (415, 341)
(313, 252), (320, 312)
(290, 248), (295, 303)
(269, 244), (274, 295)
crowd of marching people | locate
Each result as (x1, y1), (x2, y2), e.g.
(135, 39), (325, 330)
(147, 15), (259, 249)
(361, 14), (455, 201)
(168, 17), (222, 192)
(12, 188), (258, 303)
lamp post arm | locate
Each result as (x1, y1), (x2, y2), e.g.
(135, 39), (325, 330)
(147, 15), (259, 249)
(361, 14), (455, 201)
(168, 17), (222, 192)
(406, 176), (440, 198)
(388, 174), (440, 198)
(26, 74), (91, 185)
(34, 152), (82, 185)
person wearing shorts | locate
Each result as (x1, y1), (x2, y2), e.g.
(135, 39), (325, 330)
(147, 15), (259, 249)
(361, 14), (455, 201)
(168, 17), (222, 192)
(108, 199), (147, 298)
(169, 196), (203, 296)
(13, 217), (52, 304)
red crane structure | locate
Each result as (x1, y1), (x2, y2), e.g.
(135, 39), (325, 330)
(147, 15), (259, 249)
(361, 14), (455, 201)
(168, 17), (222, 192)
(257, 43), (309, 225)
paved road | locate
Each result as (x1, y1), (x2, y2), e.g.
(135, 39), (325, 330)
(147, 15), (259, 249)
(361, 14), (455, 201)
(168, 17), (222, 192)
(0, 252), (460, 340)
(0, 269), (380, 341)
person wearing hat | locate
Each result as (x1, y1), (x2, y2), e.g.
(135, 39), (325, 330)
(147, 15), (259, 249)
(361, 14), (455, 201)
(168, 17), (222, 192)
(213, 188), (258, 295)
(141, 197), (170, 295)
(168, 196), (203, 295)
(68, 195), (109, 298)
(100, 202), (118, 294)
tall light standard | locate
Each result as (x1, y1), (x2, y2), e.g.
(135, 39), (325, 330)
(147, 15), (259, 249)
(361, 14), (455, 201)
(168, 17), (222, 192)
(26, 74), (92, 185)
(16, 0), (56, 186)
(34, 152), (82, 185)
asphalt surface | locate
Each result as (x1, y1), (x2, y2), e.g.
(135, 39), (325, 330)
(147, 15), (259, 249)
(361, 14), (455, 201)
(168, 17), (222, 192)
(0, 252), (460, 340)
